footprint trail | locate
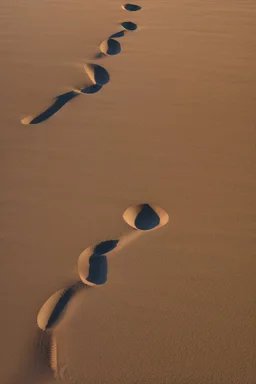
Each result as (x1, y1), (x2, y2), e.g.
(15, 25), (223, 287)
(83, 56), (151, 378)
(35, 203), (168, 379)
(21, 3), (142, 125)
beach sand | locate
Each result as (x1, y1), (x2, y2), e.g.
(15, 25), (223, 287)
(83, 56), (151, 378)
(1, 0), (256, 383)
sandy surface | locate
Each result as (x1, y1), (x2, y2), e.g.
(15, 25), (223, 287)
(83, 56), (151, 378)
(1, 0), (256, 383)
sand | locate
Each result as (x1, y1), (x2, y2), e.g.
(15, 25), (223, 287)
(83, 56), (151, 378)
(1, 0), (256, 383)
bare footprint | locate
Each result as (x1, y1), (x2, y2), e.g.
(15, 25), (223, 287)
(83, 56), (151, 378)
(122, 3), (142, 11)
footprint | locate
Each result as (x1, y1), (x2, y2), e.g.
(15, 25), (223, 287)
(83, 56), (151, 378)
(78, 239), (119, 286)
(21, 91), (79, 125)
(37, 281), (84, 331)
(109, 30), (126, 39)
(123, 203), (169, 231)
(78, 228), (146, 285)
(84, 63), (110, 85)
(122, 3), (142, 11)
(121, 21), (138, 31)
(100, 38), (121, 56)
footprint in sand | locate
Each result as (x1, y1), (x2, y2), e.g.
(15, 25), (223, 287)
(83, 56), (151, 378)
(100, 38), (121, 56)
(121, 21), (138, 31)
(122, 3), (142, 12)
(37, 282), (85, 331)
(123, 203), (170, 231)
(108, 21), (137, 41)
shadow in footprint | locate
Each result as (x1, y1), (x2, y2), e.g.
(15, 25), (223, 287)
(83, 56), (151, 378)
(79, 83), (103, 94)
(21, 91), (79, 125)
(123, 203), (169, 231)
(85, 64), (110, 85)
(22, 83), (103, 124)
(78, 239), (119, 285)
(121, 21), (137, 31)
(100, 38), (121, 56)
(110, 30), (126, 39)
(86, 254), (108, 285)
(122, 3), (142, 11)
(37, 281), (85, 331)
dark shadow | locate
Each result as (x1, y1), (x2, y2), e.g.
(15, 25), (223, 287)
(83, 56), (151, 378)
(80, 83), (103, 94)
(85, 63), (110, 85)
(110, 30), (126, 39)
(87, 255), (108, 285)
(94, 239), (119, 255)
(45, 281), (85, 331)
(122, 3), (142, 11)
(121, 21), (137, 31)
(28, 91), (79, 124)
(135, 204), (160, 230)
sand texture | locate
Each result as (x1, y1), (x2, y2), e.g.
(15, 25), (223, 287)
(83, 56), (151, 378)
(1, 0), (256, 383)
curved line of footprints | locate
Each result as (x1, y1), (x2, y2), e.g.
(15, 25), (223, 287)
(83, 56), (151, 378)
(21, 3), (142, 125)
(37, 203), (169, 378)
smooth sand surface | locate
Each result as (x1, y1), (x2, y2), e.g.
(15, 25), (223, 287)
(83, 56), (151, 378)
(1, 0), (256, 383)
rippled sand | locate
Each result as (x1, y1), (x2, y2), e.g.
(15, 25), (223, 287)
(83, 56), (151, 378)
(1, 0), (255, 383)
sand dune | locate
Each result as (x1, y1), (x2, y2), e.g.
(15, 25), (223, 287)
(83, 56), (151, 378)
(1, 0), (255, 383)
